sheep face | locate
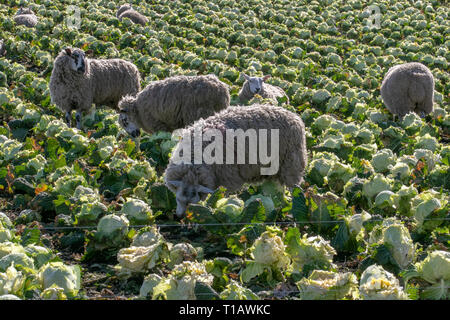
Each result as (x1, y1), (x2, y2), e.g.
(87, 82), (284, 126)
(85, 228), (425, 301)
(64, 48), (87, 74)
(119, 110), (140, 138)
(167, 180), (214, 217)
(243, 74), (271, 94)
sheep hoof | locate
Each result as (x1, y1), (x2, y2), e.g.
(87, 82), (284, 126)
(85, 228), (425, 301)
(75, 112), (82, 130)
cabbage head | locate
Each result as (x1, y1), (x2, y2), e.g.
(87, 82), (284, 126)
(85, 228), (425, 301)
(359, 265), (409, 300)
(296, 270), (359, 300)
(38, 262), (81, 297)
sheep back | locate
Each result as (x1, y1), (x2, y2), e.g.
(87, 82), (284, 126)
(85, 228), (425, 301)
(118, 10), (149, 26)
(261, 83), (290, 104)
(132, 75), (230, 133)
(117, 4), (132, 17)
(90, 59), (141, 109)
(14, 14), (38, 27)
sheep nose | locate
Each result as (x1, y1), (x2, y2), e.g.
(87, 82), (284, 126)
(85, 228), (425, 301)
(78, 66), (85, 73)
(131, 129), (141, 138)
(255, 87), (260, 92)
(176, 205), (186, 218)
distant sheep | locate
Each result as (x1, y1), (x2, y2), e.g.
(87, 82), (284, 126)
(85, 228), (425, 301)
(49, 48), (141, 129)
(238, 74), (289, 105)
(164, 104), (307, 217)
(118, 74), (230, 137)
(116, 4), (132, 17)
(14, 8), (38, 28)
(117, 4), (148, 26)
(381, 62), (434, 118)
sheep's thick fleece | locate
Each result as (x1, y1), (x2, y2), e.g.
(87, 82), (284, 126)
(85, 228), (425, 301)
(119, 74), (230, 133)
(14, 9), (38, 28)
(164, 104), (307, 193)
(380, 62), (434, 117)
(116, 4), (132, 17)
(118, 9), (149, 26)
(49, 50), (141, 115)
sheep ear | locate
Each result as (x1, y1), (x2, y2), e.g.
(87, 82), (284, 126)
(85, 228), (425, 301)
(242, 73), (250, 81)
(167, 180), (182, 189)
(65, 48), (72, 56)
(196, 185), (214, 194)
(262, 75), (271, 82)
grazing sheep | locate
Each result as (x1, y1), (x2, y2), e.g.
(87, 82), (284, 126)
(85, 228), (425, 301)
(164, 104), (307, 217)
(116, 4), (132, 18)
(381, 62), (435, 118)
(118, 74), (230, 138)
(14, 8), (38, 28)
(238, 74), (289, 105)
(117, 4), (148, 26)
(49, 48), (141, 129)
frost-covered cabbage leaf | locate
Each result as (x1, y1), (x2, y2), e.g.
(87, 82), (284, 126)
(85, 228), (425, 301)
(151, 261), (213, 300)
(96, 214), (129, 243)
(0, 265), (26, 297)
(285, 227), (336, 274)
(116, 241), (170, 276)
(120, 198), (154, 225)
(296, 270), (359, 300)
(168, 243), (198, 269)
(219, 280), (259, 300)
(241, 227), (290, 283)
(404, 251), (450, 300)
(38, 262), (81, 297)
(359, 265), (409, 300)
(368, 219), (415, 269)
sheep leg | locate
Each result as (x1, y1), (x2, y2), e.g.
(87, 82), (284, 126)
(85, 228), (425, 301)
(75, 110), (82, 130)
(65, 111), (72, 127)
(134, 136), (141, 152)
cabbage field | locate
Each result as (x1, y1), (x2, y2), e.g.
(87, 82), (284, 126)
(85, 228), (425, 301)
(0, 0), (449, 301)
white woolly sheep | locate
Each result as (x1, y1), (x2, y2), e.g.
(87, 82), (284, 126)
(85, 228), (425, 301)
(238, 73), (289, 105)
(164, 104), (307, 217)
(118, 74), (230, 138)
(380, 62), (435, 118)
(117, 4), (148, 26)
(14, 8), (38, 28)
(49, 48), (141, 129)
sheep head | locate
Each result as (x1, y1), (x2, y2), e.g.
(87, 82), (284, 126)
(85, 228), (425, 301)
(242, 73), (271, 94)
(166, 169), (214, 217)
(63, 48), (88, 75)
(117, 4), (133, 17)
(16, 7), (34, 15)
